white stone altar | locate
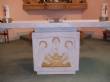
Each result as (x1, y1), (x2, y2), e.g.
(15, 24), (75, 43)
(32, 22), (79, 74)
(0, 20), (110, 74)
(32, 32), (80, 74)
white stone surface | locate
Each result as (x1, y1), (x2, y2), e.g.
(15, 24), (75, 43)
(0, 20), (110, 29)
(1, 20), (110, 74)
(32, 32), (80, 74)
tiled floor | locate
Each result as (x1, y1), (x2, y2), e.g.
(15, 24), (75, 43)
(0, 39), (110, 82)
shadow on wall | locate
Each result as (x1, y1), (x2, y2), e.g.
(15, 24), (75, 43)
(25, 9), (84, 19)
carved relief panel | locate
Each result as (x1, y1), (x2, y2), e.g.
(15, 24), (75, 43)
(32, 32), (80, 74)
(23, 0), (87, 10)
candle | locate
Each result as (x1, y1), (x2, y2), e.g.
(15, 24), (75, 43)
(101, 2), (108, 18)
(3, 5), (10, 18)
(101, 0), (109, 18)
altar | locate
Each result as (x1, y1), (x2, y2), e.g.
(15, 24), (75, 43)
(0, 20), (110, 74)
(32, 22), (80, 74)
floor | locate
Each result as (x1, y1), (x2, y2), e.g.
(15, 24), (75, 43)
(0, 39), (110, 82)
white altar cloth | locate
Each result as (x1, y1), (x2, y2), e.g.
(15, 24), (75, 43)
(0, 20), (110, 29)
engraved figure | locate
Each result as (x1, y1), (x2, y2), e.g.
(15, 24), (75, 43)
(65, 40), (73, 48)
(39, 41), (47, 48)
(42, 37), (71, 67)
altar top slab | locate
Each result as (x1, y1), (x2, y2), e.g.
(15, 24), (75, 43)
(12, 20), (110, 23)
(0, 20), (110, 29)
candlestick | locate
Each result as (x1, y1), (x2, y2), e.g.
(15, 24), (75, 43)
(101, 2), (108, 18)
(3, 5), (10, 18)
(100, 0), (109, 21)
(2, 5), (12, 23)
